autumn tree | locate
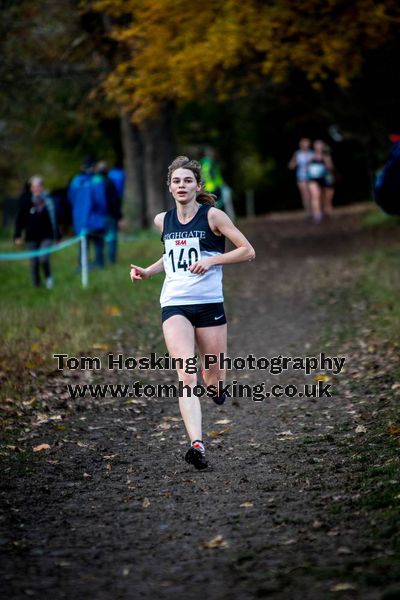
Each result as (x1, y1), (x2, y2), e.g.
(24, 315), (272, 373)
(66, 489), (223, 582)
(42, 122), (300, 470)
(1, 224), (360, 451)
(0, 0), (114, 197)
(90, 0), (400, 221)
(2, 1), (399, 223)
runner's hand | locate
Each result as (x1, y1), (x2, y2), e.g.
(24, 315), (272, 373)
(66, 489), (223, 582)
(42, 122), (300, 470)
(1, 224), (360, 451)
(130, 264), (150, 283)
(189, 259), (211, 274)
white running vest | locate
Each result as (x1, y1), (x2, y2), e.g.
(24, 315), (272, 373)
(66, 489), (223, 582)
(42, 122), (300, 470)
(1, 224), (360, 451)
(160, 204), (225, 307)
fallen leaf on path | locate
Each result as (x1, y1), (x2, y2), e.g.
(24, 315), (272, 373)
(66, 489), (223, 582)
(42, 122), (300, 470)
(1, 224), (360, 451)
(276, 430), (296, 440)
(202, 535), (229, 549)
(355, 425), (367, 434)
(330, 583), (357, 592)
(33, 443), (50, 452)
(387, 425), (400, 437)
(5, 445), (24, 453)
(34, 414), (62, 426)
(240, 501), (254, 508)
(214, 418), (231, 425)
(22, 398), (36, 407)
(142, 497), (151, 508)
(312, 520), (322, 529)
(25, 359), (41, 369)
(207, 426), (232, 438)
(92, 343), (110, 351)
(337, 547), (352, 555)
(313, 373), (331, 383)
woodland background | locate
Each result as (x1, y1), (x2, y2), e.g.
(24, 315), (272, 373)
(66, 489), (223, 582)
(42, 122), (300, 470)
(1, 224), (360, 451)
(1, 0), (400, 227)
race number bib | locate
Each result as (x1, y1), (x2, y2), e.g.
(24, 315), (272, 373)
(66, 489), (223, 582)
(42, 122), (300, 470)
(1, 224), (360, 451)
(164, 238), (200, 277)
(308, 163), (326, 179)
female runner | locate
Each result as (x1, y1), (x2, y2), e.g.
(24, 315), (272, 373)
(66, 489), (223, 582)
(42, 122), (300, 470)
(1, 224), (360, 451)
(288, 138), (314, 218)
(130, 156), (255, 470)
(306, 140), (334, 223)
(321, 145), (335, 218)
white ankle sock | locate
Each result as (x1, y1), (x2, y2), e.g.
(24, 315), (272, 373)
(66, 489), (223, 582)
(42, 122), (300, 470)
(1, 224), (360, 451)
(192, 440), (205, 454)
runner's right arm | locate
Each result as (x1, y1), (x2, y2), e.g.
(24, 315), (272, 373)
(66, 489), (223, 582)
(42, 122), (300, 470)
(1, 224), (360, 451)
(130, 212), (166, 283)
(288, 153), (297, 170)
(130, 257), (164, 282)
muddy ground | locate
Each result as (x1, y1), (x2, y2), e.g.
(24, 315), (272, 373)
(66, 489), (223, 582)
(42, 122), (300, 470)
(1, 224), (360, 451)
(1, 206), (399, 600)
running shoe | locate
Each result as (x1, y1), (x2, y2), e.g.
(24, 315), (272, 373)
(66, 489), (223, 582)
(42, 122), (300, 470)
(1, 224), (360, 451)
(185, 440), (208, 470)
(213, 393), (226, 406)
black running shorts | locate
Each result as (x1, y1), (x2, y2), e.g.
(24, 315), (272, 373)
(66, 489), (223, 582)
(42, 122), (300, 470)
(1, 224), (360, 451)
(161, 302), (227, 328)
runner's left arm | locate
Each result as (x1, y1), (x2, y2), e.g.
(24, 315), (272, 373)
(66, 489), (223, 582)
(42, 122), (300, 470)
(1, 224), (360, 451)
(189, 209), (255, 274)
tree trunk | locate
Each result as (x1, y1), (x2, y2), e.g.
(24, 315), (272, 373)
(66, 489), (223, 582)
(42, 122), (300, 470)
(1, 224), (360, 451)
(120, 106), (175, 229)
(141, 104), (176, 224)
(120, 112), (147, 229)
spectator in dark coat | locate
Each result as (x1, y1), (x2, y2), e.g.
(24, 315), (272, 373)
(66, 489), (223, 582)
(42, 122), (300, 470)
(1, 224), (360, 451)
(14, 176), (59, 288)
(50, 185), (72, 236)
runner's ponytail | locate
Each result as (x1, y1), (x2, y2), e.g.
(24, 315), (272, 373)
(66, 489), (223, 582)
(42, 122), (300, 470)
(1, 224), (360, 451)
(196, 192), (216, 206)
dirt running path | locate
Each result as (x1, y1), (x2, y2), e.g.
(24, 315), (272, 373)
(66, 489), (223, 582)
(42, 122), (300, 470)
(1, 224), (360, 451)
(1, 206), (398, 600)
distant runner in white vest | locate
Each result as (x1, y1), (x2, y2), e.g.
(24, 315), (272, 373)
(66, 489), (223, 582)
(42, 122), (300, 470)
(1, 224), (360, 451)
(130, 156), (255, 470)
(288, 138), (314, 218)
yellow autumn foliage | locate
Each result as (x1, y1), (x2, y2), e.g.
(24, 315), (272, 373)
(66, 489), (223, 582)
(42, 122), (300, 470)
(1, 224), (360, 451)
(89, 0), (399, 122)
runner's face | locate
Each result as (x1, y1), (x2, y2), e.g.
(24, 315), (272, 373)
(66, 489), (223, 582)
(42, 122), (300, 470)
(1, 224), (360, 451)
(169, 168), (201, 204)
(314, 141), (324, 155)
(300, 138), (310, 150)
(31, 181), (44, 196)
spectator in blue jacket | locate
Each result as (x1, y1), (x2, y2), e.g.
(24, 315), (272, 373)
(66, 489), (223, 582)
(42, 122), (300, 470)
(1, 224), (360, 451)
(96, 161), (124, 264)
(68, 159), (107, 269)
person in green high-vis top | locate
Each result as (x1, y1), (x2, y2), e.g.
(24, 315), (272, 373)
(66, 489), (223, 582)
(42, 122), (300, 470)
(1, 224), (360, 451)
(199, 148), (225, 208)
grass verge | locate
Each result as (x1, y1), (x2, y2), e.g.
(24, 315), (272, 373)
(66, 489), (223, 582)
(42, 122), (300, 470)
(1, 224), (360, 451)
(0, 233), (164, 408)
(316, 225), (400, 594)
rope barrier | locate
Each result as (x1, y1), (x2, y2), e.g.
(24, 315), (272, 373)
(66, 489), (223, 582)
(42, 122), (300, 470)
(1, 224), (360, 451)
(0, 229), (156, 288)
(0, 231), (156, 260)
(0, 235), (83, 261)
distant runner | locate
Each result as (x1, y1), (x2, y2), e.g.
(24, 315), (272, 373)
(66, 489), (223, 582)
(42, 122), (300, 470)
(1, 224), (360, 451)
(288, 138), (314, 218)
